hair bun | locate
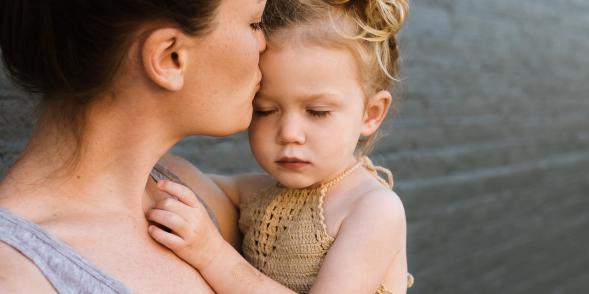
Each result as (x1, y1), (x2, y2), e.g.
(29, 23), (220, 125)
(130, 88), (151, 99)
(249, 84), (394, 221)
(327, 0), (408, 42)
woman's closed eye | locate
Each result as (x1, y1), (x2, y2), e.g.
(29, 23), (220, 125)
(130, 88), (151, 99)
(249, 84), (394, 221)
(250, 22), (262, 31)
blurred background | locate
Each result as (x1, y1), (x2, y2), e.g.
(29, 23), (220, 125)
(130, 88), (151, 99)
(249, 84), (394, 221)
(1, 0), (588, 293)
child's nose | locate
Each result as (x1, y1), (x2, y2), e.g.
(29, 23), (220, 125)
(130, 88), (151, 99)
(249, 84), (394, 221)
(277, 115), (305, 145)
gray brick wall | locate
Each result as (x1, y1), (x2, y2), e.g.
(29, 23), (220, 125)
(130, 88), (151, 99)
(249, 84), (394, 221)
(1, 1), (588, 293)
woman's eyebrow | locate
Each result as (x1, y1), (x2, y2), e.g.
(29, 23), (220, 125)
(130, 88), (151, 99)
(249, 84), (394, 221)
(253, 2), (265, 17)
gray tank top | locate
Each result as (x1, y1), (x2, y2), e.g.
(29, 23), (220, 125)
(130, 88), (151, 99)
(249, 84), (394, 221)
(0, 164), (219, 293)
(0, 207), (133, 293)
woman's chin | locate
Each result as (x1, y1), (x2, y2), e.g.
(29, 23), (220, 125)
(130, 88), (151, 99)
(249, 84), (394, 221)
(204, 115), (253, 137)
(206, 126), (248, 137)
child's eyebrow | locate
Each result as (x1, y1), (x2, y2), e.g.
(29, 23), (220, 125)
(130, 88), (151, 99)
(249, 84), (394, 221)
(303, 93), (342, 105)
(254, 92), (342, 106)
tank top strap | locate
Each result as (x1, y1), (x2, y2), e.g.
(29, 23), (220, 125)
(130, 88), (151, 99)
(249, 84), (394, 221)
(0, 208), (133, 293)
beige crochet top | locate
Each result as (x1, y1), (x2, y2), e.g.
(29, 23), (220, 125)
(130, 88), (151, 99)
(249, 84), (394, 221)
(239, 157), (414, 294)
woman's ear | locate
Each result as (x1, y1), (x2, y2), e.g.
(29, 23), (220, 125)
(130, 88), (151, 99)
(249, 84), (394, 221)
(361, 90), (392, 136)
(141, 28), (189, 91)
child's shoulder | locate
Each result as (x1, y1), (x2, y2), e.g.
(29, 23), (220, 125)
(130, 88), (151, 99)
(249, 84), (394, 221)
(344, 174), (406, 233)
(355, 185), (404, 220)
(327, 175), (407, 263)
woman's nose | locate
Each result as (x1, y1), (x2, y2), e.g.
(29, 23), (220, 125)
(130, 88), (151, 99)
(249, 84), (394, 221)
(277, 115), (305, 145)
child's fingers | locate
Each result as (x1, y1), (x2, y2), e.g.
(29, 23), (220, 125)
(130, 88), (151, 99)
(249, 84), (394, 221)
(157, 180), (200, 208)
(148, 225), (184, 250)
(154, 197), (194, 222)
(147, 208), (188, 237)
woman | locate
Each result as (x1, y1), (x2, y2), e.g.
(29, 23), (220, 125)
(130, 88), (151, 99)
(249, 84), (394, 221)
(0, 0), (266, 292)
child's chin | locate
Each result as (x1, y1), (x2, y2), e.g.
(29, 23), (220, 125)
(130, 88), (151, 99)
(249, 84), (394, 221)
(277, 178), (317, 189)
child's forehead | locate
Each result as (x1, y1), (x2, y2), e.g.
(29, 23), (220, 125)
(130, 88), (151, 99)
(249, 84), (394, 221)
(261, 40), (360, 77)
(256, 44), (365, 106)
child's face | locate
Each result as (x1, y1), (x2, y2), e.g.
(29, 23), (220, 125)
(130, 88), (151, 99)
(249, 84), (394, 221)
(248, 44), (369, 188)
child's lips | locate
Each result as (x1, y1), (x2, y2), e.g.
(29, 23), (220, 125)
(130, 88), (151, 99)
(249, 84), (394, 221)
(276, 157), (311, 169)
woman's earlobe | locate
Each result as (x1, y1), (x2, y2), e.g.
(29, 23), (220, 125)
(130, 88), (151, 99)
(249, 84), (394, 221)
(142, 28), (187, 91)
(162, 50), (185, 90)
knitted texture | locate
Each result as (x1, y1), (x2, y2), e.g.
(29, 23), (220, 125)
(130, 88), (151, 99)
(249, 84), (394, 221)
(239, 157), (413, 293)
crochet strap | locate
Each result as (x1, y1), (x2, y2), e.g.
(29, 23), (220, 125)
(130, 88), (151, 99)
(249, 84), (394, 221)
(360, 156), (394, 189)
(319, 160), (364, 191)
(318, 157), (394, 192)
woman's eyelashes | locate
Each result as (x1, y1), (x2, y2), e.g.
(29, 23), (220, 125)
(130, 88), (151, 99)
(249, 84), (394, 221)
(250, 22), (262, 31)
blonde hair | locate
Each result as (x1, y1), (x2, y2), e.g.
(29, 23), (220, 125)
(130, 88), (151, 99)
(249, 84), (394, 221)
(262, 0), (408, 155)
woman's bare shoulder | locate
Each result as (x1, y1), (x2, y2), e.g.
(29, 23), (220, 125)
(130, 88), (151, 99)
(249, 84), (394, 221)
(0, 242), (56, 293)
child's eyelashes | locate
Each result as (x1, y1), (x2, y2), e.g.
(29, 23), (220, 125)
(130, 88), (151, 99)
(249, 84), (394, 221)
(254, 109), (276, 117)
(253, 107), (331, 118)
(307, 109), (331, 118)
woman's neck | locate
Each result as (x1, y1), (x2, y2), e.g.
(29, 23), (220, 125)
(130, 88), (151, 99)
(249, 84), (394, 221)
(0, 96), (181, 217)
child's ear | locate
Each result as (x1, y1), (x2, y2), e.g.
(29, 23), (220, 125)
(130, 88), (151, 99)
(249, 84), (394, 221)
(361, 90), (392, 136)
(141, 28), (189, 91)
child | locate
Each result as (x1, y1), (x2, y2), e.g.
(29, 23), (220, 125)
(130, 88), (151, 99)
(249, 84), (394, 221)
(147, 0), (413, 293)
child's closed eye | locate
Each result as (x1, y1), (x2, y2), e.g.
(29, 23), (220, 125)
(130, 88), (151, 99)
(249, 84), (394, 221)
(254, 108), (277, 117)
(307, 109), (331, 118)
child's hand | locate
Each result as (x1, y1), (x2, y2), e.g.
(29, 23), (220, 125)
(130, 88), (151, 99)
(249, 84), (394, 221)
(146, 180), (225, 270)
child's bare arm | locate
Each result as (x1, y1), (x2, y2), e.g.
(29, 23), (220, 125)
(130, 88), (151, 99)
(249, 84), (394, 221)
(308, 190), (408, 294)
(208, 173), (274, 208)
(147, 180), (295, 294)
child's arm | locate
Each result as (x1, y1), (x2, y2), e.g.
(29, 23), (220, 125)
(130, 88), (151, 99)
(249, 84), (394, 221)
(207, 173), (274, 208)
(156, 154), (271, 248)
(148, 180), (407, 293)
(156, 154), (241, 248)
(147, 180), (295, 294)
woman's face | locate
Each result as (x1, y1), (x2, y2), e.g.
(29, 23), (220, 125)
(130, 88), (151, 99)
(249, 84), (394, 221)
(180, 0), (267, 137)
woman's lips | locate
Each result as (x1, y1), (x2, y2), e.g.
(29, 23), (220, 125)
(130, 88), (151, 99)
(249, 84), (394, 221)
(276, 157), (310, 170)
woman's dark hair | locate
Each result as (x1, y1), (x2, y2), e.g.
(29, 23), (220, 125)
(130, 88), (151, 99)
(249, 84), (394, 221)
(0, 0), (221, 143)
